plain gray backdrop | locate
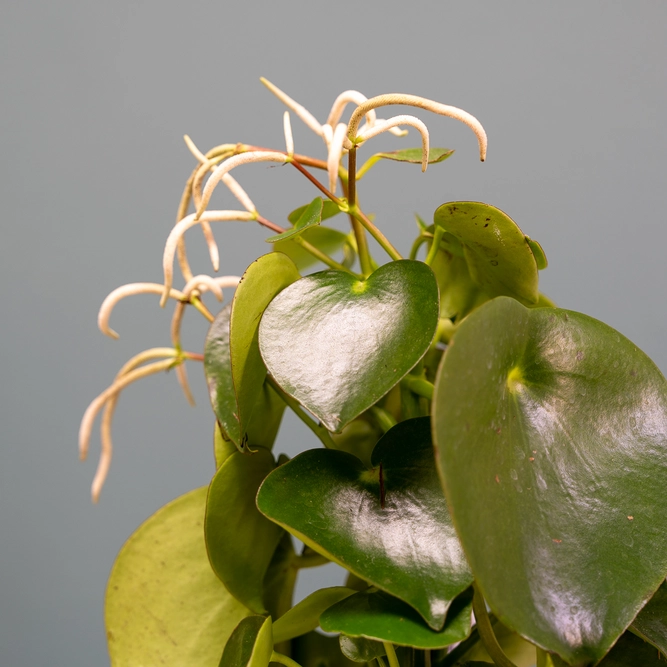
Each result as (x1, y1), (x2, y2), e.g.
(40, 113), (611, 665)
(2, 2), (666, 665)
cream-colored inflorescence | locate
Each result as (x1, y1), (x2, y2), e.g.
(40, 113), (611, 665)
(80, 79), (487, 502)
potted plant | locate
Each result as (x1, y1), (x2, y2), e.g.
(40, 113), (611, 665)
(79, 78), (667, 667)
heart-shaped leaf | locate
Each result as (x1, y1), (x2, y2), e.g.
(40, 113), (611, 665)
(259, 260), (439, 432)
(631, 580), (667, 654)
(205, 305), (286, 450)
(105, 488), (250, 666)
(219, 615), (273, 667)
(229, 253), (300, 445)
(257, 418), (473, 630)
(272, 587), (356, 644)
(265, 197), (324, 243)
(320, 587), (473, 649)
(433, 296), (667, 665)
(339, 635), (386, 663)
(434, 202), (542, 305)
(205, 448), (284, 613)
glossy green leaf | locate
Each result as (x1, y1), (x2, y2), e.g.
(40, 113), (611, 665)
(292, 632), (361, 666)
(266, 197), (324, 243)
(433, 296), (667, 665)
(631, 580), (667, 654)
(105, 488), (250, 667)
(219, 615), (273, 667)
(205, 303), (286, 450)
(434, 201), (540, 305)
(320, 587), (473, 649)
(230, 253), (300, 444)
(274, 226), (354, 271)
(339, 635), (386, 662)
(288, 199), (343, 225)
(258, 418), (473, 629)
(272, 587), (356, 644)
(259, 261), (439, 432)
(596, 631), (667, 666)
(205, 448), (283, 613)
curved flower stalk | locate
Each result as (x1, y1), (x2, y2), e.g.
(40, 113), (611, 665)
(83, 78), (489, 509)
(80, 348), (180, 503)
(346, 93), (488, 162)
(170, 275), (240, 405)
(161, 210), (256, 306)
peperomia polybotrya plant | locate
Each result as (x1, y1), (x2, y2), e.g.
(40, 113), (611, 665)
(79, 78), (667, 667)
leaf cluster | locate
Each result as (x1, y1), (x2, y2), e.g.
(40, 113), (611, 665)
(86, 82), (667, 667)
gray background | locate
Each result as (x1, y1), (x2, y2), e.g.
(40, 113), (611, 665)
(2, 2), (666, 665)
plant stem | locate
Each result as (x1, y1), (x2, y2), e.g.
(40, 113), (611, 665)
(348, 146), (357, 208)
(189, 295), (214, 322)
(340, 178), (373, 278)
(401, 375), (434, 401)
(472, 583), (518, 667)
(424, 226), (445, 267)
(383, 642), (401, 667)
(294, 237), (361, 277)
(290, 159), (345, 207)
(370, 406), (397, 433)
(409, 234), (430, 261)
(271, 651), (303, 667)
(266, 375), (336, 449)
(350, 207), (403, 262)
(376, 658), (388, 667)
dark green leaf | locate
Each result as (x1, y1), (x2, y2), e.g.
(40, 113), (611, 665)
(274, 226), (354, 271)
(596, 631), (667, 666)
(288, 199), (343, 225)
(434, 202), (540, 305)
(205, 304), (286, 450)
(632, 580), (667, 654)
(320, 588), (473, 649)
(105, 488), (250, 666)
(205, 449), (283, 613)
(259, 261), (439, 432)
(219, 615), (273, 667)
(272, 587), (356, 644)
(266, 197), (324, 243)
(339, 635), (386, 662)
(291, 631), (361, 666)
(230, 253), (300, 444)
(258, 418), (472, 630)
(433, 297), (667, 665)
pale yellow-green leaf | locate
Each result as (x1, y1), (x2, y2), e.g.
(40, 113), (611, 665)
(105, 487), (250, 666)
